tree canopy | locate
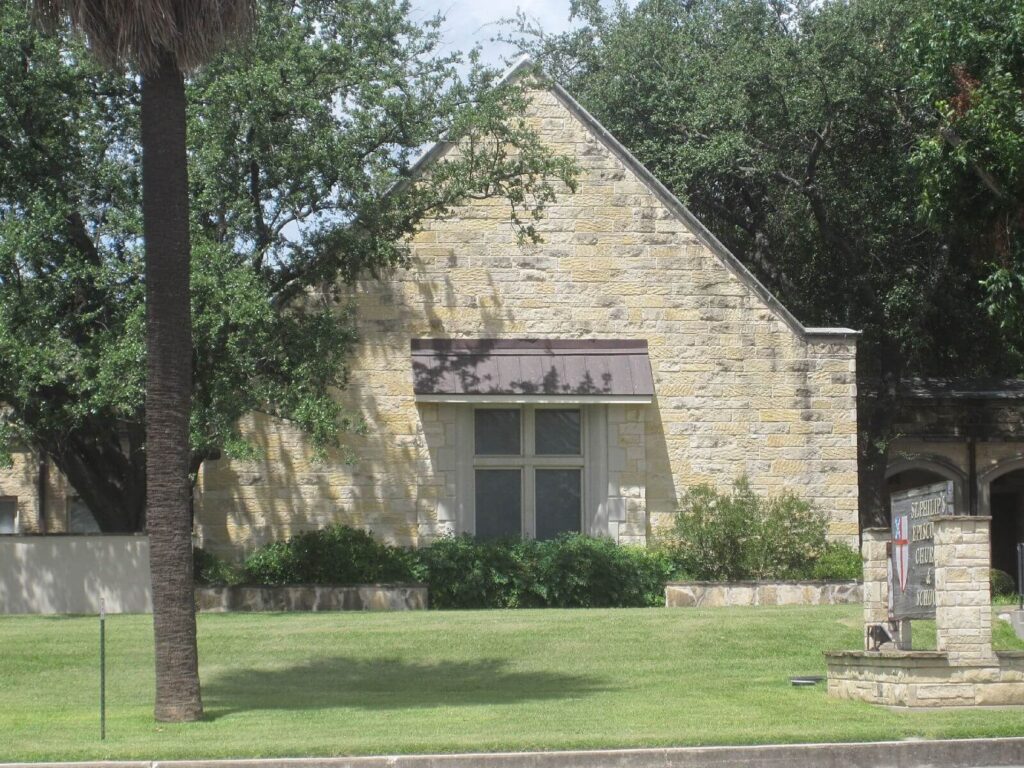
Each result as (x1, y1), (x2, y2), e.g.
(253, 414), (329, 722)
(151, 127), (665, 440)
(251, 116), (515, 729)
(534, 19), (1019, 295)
(513, 0), (1022, 523)
(0, 0), (575, 531)
(908, 0), (1024, 354)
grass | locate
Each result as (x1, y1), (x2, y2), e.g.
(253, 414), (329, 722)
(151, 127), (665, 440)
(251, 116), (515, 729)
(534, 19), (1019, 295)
(1, 605), (1023, 762)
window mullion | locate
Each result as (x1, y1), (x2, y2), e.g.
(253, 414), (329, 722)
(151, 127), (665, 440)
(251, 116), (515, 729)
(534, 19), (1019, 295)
(531, 456), (585, 468)
(524, 463), (536, 538)
(524, 406), (535, 537)
(475, 456), (528, 468)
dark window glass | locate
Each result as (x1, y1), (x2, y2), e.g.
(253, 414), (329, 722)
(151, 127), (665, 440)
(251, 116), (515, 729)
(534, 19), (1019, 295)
(0, 498), (15, 534)
(474, 409), (521, 456)
(475, 470), (522, 539)
(535, 469), (581, 540)
(535, 409), (581, 455)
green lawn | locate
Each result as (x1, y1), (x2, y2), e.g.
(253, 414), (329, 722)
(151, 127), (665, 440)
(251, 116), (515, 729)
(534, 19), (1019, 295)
(2, 606), (1023, 762)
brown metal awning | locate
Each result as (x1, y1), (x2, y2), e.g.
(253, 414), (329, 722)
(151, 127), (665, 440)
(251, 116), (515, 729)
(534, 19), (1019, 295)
(411, 339), (655, 403)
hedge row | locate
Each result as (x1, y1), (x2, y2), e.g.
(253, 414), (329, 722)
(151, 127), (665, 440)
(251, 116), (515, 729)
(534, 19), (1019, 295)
(195, 523), (862, 610)
(196, 527), (675, 608)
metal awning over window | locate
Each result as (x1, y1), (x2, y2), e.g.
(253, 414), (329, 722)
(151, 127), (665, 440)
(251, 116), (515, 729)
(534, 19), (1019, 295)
(411, 339), (655, 404)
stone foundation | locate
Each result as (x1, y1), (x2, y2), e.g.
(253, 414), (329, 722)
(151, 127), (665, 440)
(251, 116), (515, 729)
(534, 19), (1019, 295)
(826, 650), (1024, 707)
(665, 580), (862, 608)
(195, 584), (428, 612)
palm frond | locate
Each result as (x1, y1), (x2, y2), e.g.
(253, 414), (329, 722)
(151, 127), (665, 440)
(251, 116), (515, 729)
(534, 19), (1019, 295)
(31, 0), (255, 73)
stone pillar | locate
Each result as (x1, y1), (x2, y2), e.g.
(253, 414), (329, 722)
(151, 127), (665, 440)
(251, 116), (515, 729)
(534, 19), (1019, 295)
(934, 516), (993, 663)
(862, 527), (890, 648)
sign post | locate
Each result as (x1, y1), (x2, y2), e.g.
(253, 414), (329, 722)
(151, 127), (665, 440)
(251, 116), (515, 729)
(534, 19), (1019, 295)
(1017, 542), (1023, 612)
(99, 597), (106, 741)
(888, 481), (955, 648)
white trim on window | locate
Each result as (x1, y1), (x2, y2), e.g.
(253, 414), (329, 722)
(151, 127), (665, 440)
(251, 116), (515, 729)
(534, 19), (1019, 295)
(584, 407), (611, 537)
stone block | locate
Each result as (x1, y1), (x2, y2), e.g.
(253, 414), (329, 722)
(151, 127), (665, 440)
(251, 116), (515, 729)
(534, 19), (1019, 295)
(975, 682), (1024, 706)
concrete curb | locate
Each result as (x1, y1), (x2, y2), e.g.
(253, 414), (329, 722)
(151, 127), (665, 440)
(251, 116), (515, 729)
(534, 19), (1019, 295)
(6, 738), (1024, 768)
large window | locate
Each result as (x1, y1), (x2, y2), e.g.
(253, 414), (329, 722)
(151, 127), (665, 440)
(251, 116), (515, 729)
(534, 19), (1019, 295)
(472, 407), (584, 539)
(0, 497), (17, 534)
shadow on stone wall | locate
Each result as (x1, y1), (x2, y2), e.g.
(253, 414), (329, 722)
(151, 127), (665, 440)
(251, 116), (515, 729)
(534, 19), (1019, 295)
(198, 262), (519, 553)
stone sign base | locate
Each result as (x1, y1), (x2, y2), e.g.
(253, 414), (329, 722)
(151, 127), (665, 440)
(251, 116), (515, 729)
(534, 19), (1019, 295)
(826, 650), (1024, 707)
(827, 516), (1024, 708)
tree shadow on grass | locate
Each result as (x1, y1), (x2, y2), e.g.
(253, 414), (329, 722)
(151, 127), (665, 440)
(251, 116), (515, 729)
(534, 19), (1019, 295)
(201, 656), (607, 718)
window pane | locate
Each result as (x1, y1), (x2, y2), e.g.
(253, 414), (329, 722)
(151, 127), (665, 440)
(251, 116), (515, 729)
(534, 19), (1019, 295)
(0, 499), (15, 534)
(475, 470), (522, 539)
(68, 498), (101, 534)
(535, 409), (581, 455)
(535, 469), (581, 540)
(475, 409), (521, 455)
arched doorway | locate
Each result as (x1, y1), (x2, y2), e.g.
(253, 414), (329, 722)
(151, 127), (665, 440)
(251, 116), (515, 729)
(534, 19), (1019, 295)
(980, 459), (1024, 591)
(884, 457), (966, 527)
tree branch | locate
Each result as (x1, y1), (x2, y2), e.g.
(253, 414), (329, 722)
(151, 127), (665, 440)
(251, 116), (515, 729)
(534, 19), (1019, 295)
(940, 126), (1010, 201)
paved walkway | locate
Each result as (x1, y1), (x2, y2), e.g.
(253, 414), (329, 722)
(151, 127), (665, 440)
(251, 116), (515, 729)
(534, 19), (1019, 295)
(6, 738), (1024, 768)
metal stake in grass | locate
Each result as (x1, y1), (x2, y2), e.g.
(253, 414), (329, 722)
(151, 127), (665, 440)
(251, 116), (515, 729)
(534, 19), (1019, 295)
(99, 597), (106, 740)
(1017, 542), (1023, 611)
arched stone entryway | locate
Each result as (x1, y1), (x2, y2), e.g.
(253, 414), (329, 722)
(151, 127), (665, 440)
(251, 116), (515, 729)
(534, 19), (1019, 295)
(884, 455), (967, 526)
(979, 458), (1024, 590)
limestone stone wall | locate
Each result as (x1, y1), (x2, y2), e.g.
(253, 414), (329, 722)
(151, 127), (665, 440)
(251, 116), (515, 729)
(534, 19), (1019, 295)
(935, 516), (994, 662)
(195, 584), (427, 612)
(195, 85), (859, 558)
(860, 527), (890, 631)
(664, 580), (862, 608)
(826, 650), (1024, 706)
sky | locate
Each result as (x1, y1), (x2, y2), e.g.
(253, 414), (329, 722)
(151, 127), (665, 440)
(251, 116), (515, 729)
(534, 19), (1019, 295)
(408, 1), (583, 68)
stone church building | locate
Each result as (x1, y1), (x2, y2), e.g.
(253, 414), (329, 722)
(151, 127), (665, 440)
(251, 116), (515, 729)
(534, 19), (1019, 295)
(3, 62), (867, 556)
(192, 64), (863, 556)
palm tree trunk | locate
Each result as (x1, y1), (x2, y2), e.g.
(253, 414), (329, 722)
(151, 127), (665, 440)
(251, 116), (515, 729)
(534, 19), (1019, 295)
(142, 53), (203, 722)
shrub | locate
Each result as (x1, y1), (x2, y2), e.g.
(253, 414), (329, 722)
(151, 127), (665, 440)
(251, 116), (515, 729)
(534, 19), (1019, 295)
(526, 535), (674, 609)
(413, 535), (527, 609)
(809, 542), (862, 581)
(415, 533), (673, 609)
(193, 546), (243, 586)
(238, 527), (675, 608)
(991, 568), (1017, 598)
(664, 478), (829, 581)
(242, 524), (421, 585)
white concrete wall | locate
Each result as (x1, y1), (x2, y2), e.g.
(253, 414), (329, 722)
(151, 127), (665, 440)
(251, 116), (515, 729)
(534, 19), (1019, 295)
(0, 535), (152, 614)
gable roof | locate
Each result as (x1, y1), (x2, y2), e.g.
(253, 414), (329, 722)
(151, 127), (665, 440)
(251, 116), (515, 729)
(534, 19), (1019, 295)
(408, 55), (859, 343)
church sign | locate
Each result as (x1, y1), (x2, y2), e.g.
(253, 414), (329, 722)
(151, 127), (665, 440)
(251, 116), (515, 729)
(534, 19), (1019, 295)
(889, 481), (955, 620)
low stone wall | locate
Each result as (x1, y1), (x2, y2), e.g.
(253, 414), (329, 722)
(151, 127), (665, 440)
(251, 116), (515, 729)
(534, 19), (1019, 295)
(826, 650), (1024, 707)
(195, 584), (428, 612)
(665, 580), (862, 608)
